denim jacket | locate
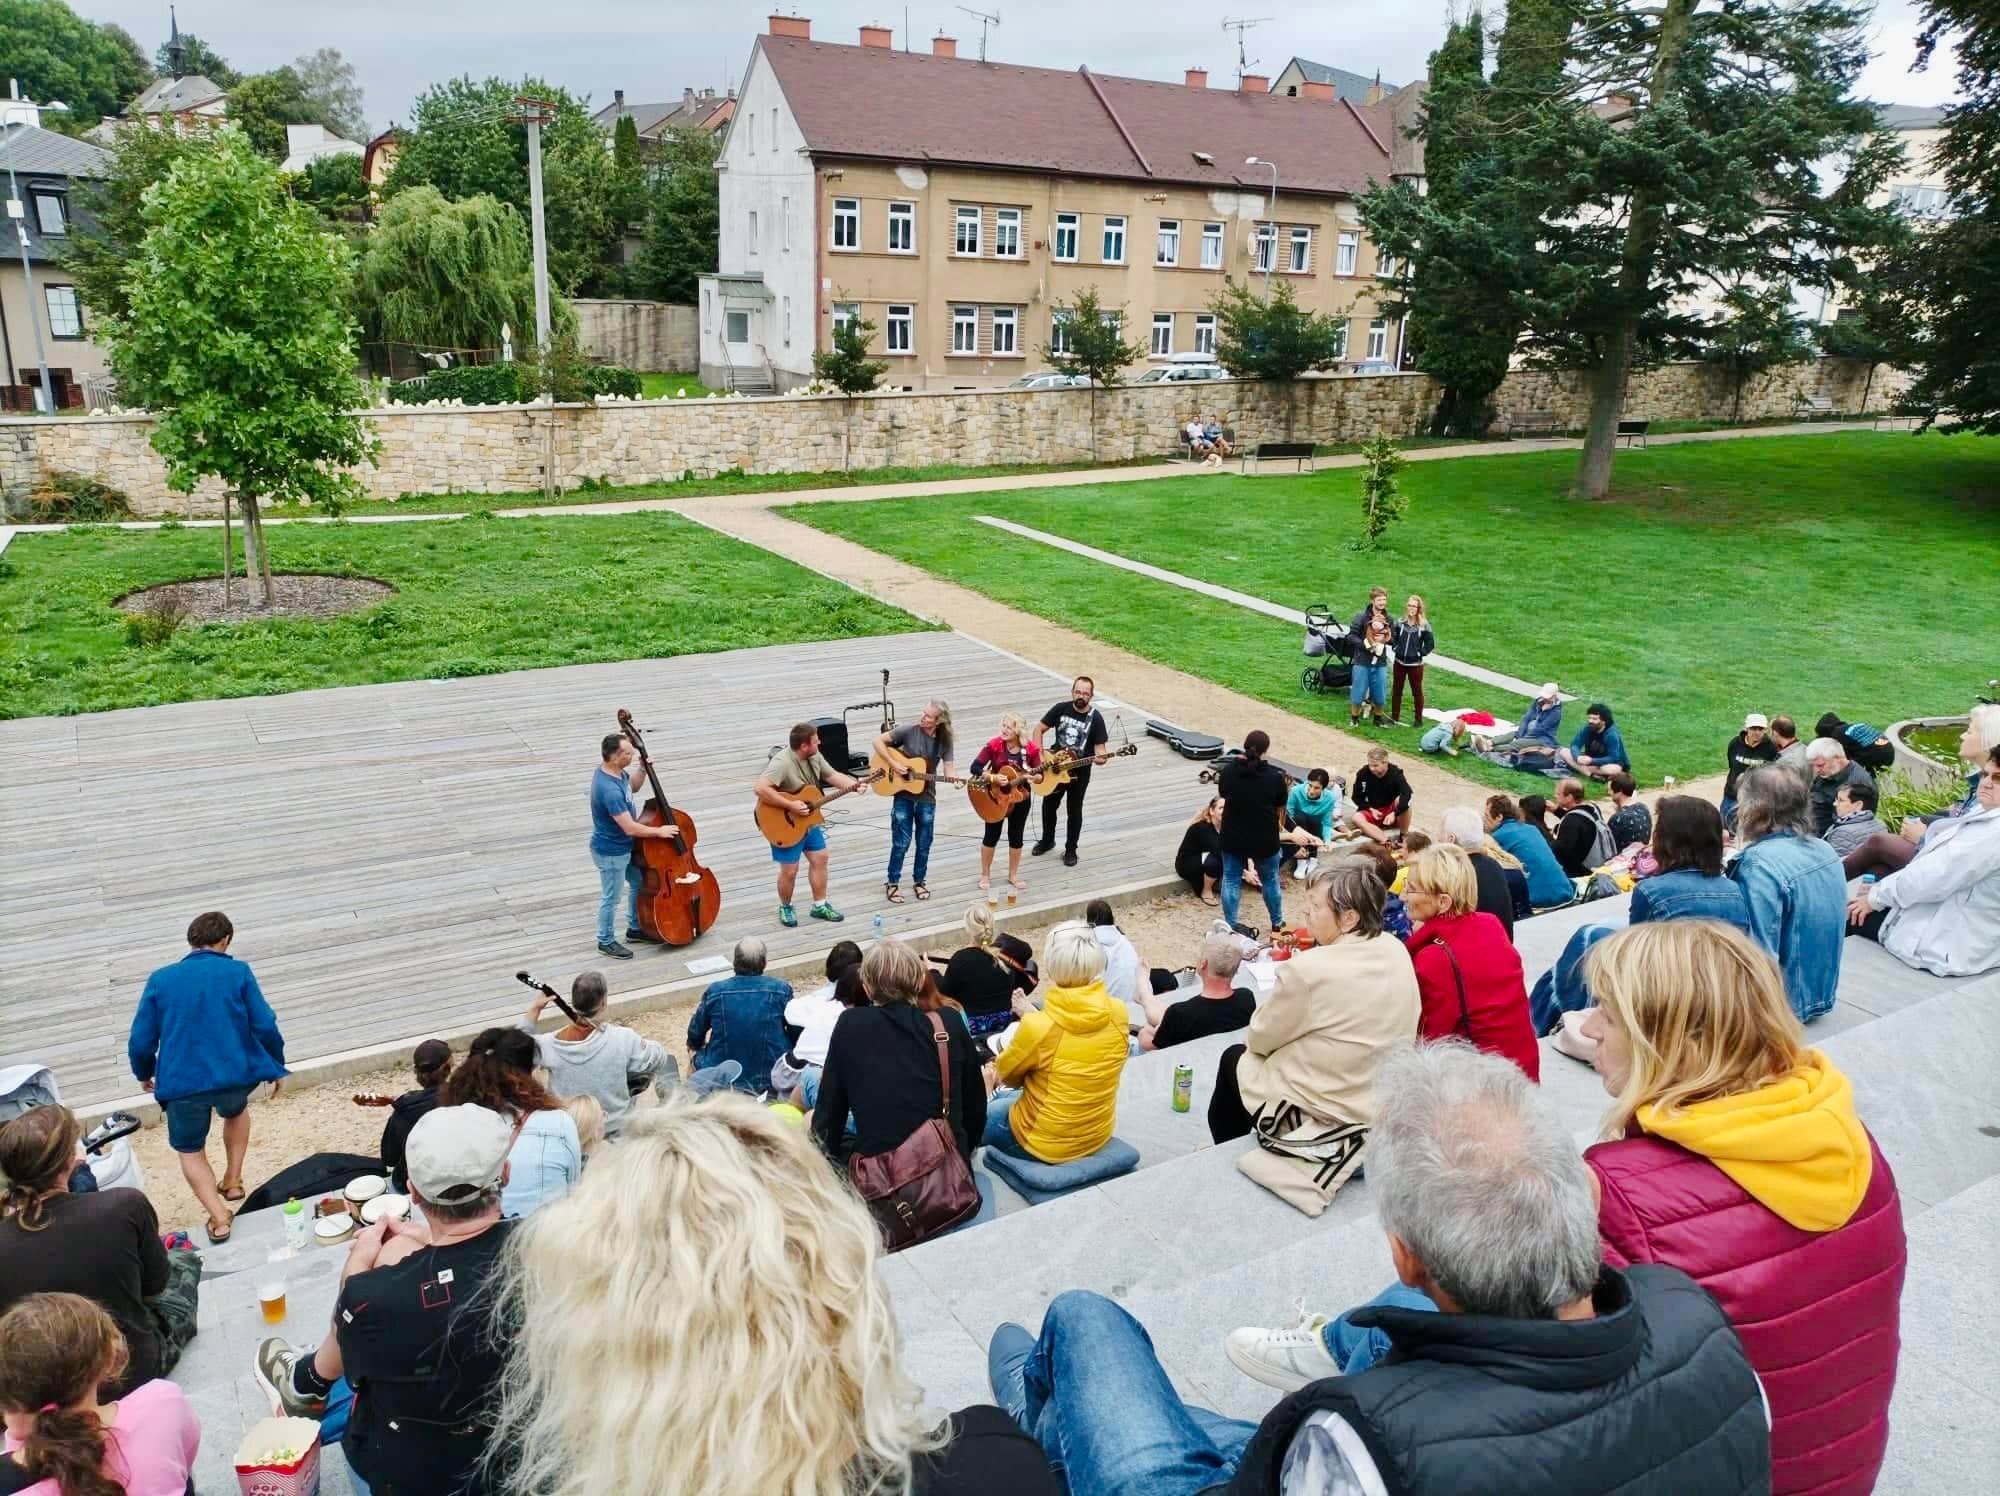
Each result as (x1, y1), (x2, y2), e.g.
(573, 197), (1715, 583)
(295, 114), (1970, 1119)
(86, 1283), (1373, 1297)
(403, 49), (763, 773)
(1630, 870), (1752, 933)
(1728, 833), (1847, 1022)
(1515, 699), (1564, 747)
(687, 973), (793, 1090)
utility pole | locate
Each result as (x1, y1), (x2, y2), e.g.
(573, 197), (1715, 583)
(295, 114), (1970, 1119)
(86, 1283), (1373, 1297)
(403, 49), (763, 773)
(1246, 156), (1278, 301)
(510, 95), (556, 500)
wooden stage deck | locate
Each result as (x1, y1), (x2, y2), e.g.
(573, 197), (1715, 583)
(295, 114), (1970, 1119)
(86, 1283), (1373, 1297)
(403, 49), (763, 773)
(1, 632), (1210, 1110)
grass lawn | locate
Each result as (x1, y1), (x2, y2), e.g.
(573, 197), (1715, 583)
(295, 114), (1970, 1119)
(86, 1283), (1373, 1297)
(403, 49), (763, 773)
(787, 431), (2000, 791)
(637, 371), (718, 399)
(0, 512), (928, 719)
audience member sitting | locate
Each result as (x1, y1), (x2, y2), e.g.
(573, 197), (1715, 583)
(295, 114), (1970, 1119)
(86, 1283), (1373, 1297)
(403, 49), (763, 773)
(1137, 933), (1255, 1052)
(1519, 792), (1559, 850)
(1771, 714), (1810, 782)
(1440, 806), (1521, 937)
(1822, 778), (1886, 857)
(1806, 738), (1874, 838)
(1000, 1042), (1769, 1495)
(488, 1098), (1060, 1495)
(1814, 711), (1897, 774)
(1847, 746), (2000, 977)
(1347, 745), (1413, 845)
(1342, 840), (1412, 939)
(771, 940), (864, 1099)
(1182, 417), (1211, 458)
(0, 1107), (171, 1397)
(1208, 864), (1419, 1145)
(254, 1105), (519, 1496)
(1730, 767), (1847, 1023)
(1175, 796), (1225, 906)
(687, 936), (792, 1094)
(1480, 681), (1564, 766)
(1402, 847), (1538, 1079)
(0, 1293), (199, 1496)
(1203, 414), (1233, 457)
(1551, 778), (1615, 878)
(378, 1038), (452, 1195)
(1557, 702), (1631, 781)
(984, 923), (1127, 1165)
(440, 1029), (581, 1218)
(1579, 922), (1905, 1494)
(1721, 712), (1780, 829)
(1605, 772), (1651, 849)
(1085, 899), (1145, 1004)
(517, 970), (679, 1138)
(936, 911), (1035, 1041)
(1486, 795), (1574, 910)
(1281, 768), (1341, 879)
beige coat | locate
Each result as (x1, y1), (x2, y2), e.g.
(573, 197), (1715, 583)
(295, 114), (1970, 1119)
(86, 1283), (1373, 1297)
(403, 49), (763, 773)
(1235, 933), (1420, 1127)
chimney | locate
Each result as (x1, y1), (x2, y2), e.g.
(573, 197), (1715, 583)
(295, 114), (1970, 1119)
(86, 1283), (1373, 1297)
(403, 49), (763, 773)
(1240, 73), (1269, 94)
(684, 86), (695, 102)
(932, 35), (957, 58)
(613, 88), (625, 108)
(1365, 73), (1386, 105)
(1184, 67), (1208, 89)
(768, 14), (810, 39)
(1301, 80), (1335, 102)
(859, 24), (892, 48)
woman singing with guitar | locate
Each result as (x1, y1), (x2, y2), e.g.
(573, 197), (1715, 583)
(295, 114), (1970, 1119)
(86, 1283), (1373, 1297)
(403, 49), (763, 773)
(874, 699), (954, 905)
(969, 712), (1041, 893)
(755, 722), (863, 928)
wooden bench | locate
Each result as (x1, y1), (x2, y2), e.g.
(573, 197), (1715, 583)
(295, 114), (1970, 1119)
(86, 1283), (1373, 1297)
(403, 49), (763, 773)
(1794, 395), (1836, 421)
(1242, 440), (1316, 473)
(1176, 426), (1236, 462)
(1507, 409), (1561, 437)
(1615, 418), (1650, 448)
(1872, 412), (1918, 431)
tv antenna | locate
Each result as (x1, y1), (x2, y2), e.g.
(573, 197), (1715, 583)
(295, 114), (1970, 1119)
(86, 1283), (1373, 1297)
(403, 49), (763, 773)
(957, 6), (1001, 61)
(1221, 17), (1271, 85)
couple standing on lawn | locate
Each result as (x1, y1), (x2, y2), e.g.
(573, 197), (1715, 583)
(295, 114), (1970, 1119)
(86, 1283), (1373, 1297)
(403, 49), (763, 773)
(1348, 588), (1435, 728)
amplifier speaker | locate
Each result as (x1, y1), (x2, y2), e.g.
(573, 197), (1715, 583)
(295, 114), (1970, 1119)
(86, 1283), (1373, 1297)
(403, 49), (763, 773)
(810, 715), (868, 773)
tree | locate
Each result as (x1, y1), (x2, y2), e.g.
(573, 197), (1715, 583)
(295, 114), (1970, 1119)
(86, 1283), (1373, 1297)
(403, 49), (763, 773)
(293, 47), (366, 141)
(1041, 288), (1142, 459)
(1699, 283), (1816, 421)
(156, 30), (237, 88)
(229, 67), (318, 161)
(813, 311), (887, 469)
(356, 186), (539, 357)
(630, 126), (721, 302)
(1208, 278), (1348, 435)
(0, 0), (155, 127)
(1355, 434), (1410, 549)
(1815, 300), (1897, 417)
(105, 130), (377, 607)
(58, 124), (207, 323)
(294, 152), (368, 227)
(611, 114), (646, 228)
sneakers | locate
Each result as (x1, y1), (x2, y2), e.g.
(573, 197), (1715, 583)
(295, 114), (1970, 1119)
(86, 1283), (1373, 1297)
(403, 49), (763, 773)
(253, 1339), (327, 1418)
(810, 901), (844, 923)
(1030, 839), (1055, 858)
(597, 939), (634, 960)
(988, 1322), (1036, 1428)
(624, 926), (666, 945)
(1223, 1303), (1341, 1392)
(777, 903), (798, 927)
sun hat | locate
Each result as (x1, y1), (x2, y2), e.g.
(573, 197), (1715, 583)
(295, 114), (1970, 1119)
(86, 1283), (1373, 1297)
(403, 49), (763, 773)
(1538, 682), (1560, 700)
(405, 1104), (513, 1204)
(1742, 712), (1770, 731)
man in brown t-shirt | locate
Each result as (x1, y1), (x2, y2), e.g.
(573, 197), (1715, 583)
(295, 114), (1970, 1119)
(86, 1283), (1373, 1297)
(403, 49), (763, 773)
(755, 722), (862, 928)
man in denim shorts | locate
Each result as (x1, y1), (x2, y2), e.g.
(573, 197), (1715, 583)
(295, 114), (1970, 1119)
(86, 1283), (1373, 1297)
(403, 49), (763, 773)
(129, 911), (288, 1243)
(754, 722), (862, 928)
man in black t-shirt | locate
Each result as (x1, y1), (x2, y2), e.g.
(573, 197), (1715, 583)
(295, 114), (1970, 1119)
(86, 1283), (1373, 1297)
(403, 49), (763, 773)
(1032, 676), (1109, 866)
(1218, 730), (1290, 933)
(1348, 745), (1414, 846)
(1138, 931), (1257, 1050)
(255, 1105), (519, 1496)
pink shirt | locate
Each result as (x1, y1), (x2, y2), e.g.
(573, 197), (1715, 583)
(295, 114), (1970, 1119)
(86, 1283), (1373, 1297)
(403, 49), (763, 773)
(4, 1379), (200, 1496)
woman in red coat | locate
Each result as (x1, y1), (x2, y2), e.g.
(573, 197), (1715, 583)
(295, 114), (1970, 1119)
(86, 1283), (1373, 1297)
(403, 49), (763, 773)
(1579, 921), (1904, 1496)
(1400, 846), (1540, 1080)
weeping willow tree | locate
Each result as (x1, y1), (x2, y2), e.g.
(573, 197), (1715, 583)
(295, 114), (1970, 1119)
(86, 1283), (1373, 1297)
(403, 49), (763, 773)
(355, 186), (544, 359)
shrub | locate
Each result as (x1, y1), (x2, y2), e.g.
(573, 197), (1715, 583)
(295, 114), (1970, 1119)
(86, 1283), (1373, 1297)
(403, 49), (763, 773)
(580, 365), (642, 399)
(5, 472), (136, 523)
(1875, 766), (1967, 830)
(123, 586), (192, 647)
(385, 362), (532, 407)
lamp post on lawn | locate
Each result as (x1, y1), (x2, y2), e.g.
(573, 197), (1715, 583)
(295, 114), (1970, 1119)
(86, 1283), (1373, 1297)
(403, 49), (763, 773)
(1246, 155), (1277, 301)
(2, 95), (67, 413)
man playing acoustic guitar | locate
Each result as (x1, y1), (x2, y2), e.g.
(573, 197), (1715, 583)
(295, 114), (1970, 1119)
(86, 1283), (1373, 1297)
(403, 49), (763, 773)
(875, 699), (955, 906)
(1032, 676), (1110, 867)
(756, 722), (862, 928)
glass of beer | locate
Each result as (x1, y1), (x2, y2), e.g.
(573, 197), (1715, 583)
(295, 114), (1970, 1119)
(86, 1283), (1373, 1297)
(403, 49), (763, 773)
(258, 1257), (287, 1324)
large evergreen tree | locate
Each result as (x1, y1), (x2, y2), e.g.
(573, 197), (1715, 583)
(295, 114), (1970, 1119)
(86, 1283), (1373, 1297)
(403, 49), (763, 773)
(630, 127), (721, 303)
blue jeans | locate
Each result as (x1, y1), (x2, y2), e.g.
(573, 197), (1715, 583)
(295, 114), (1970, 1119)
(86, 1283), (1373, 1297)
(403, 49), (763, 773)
(1319, 1281), (1437, 1374)
(887, 794), (936, 886)
(982, 1091), (1034, 1160)
(1018, 1290), (1258, 1495)
(592, 848), (642, 944)
(1349, 662), (1389, 709)
(1220, 851), (1283, 932)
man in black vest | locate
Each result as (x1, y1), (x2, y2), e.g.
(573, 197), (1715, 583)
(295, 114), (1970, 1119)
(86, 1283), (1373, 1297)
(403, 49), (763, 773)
(985, 1042), (1771, 1496)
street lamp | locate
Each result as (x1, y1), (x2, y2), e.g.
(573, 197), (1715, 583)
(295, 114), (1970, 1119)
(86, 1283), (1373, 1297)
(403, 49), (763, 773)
(1246, 155), (1277, 300)
(2, 96), (66, 413)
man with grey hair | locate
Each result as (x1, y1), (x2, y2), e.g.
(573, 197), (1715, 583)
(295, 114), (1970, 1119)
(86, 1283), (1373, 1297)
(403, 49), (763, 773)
(1442, 805), (1520, 938)
(685, 936), (792, 1094)
(519, 969), (737, 1133)
(987, 1041), (1769, 1495)
(1136, 931), (1255, 1051)
(1805, 737), (1874, 838)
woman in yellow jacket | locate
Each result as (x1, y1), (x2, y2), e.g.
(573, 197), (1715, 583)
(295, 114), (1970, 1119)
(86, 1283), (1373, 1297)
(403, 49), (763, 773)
(982, 920), (1129, 1164)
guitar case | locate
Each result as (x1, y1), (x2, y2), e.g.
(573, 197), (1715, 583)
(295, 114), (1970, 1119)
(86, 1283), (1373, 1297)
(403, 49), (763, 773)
(1146, 719), (1224, 760)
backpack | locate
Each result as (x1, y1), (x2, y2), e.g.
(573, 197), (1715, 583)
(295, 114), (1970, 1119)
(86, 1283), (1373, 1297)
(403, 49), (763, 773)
(1562, 805), (1620, 870)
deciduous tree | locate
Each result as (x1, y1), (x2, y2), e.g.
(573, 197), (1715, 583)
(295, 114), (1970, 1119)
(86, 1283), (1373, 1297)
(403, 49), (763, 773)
(0, 0), (155, 127)
(813, 310), (887, 469)
(1041, 288), (1142, 459)
(1209, 279), (1347, 437)
(355, 186), (540, 357)
(293, 47), (366, 142)
(228, 66), (317, 161)
(58, 124), (207, 323)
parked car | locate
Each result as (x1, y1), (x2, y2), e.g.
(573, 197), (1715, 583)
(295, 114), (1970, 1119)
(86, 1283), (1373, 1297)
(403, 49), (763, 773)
(1347, 360), (1397, 376)
(1134, 354), (1229, 384)
(1005, 372), (1087, 391)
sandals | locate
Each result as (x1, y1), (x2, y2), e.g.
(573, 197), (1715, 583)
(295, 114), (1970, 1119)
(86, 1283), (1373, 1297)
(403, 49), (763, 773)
(913, 884), (932, 902)
(221, 1183), (246, 1202)
(885, 884), (905, 904)
(1009, 877), (1027, 893)
(205, 1216), (233, 1245)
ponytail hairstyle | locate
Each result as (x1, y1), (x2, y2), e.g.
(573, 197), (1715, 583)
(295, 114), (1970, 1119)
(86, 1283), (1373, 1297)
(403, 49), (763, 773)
(0, 1106), (82, 1231)
(963, 902), (1015, 984)
(0, 1294), (129, 1496)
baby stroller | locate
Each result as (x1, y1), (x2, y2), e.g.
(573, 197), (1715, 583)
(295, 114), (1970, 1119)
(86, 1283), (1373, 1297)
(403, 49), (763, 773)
(0, 1064), (145, 1193)
(1300, 605), (1355, 694)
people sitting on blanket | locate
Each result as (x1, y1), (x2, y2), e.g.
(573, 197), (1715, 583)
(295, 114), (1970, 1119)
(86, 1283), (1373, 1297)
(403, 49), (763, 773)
(1551, 778), (1617, 879)
(0, 1293), (201, 1496)
(439, 1028), (582, 1218)
(999, 1042), (1772, 1496)
(1203, 414), (1234, 458)
(1347, 588), (1396, 727)
(1401, 847), (1538, 1079)
(981, 922), (1127, 1166)
(1485, 794), (1575, 911)
(254, 1105), (520, 1496)
(1440, 805), (1527, 935)
(378, 1037), (453, 1195)
(1280, 768), (1342, 878)
(1136, 931), (1257, 1052)
(1342, 840), (1413, 939)
(1556, 701), (1631, 781)
(936, 911), (1036, 1042)
(1476, 681), (1563, 764)
(1842, 704), (1999, 879)
(1814, 711), (1897, 774)
(1207, 862), (1419, 1145)
(1605, 772), (1651, 849)
(1390, 594), (1434, 726)
(1417, 714), (1471, 755)
(1175, 796), (1226, 906)
(1806, 738), (1875, 838)
(1086, 899), (1145, 1004)
(1846, 746), (2000, 978)
(1721, 711), (1779, 828)
(1347, 745), (1413, 845)
(1729, 767), (1847, 1024)
(517, 969), (676, 1139)
(771, 940), (865, 1101)
(1822, 779), (1886, 857)
(491, 1099), (1061, 1496)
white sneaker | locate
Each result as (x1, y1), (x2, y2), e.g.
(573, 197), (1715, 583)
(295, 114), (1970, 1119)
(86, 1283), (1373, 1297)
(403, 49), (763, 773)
(1223, 1301), (1341, 1392)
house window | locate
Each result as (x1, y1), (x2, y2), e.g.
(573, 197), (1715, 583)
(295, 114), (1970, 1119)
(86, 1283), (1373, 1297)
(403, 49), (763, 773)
(1053, 212), (1079, 261)
(1252, 224), (1275, 272)
(992, 306), (1019, 354)
(951, 304), (978, 353)
(1377, 252), (1401, 279)
(1288, 226), (1311, 273)
(1367, 318), (1388, 360)
(1201, 221), (1223, 268)
(832, 197), (859, 251)
(1193, 313), (1216, 355)
(1050, 310), (1073, 355)
(44, 285), (83, 339)
(747, 210), (758, 255)
(832, 301), (858, 335)
(782, 196), (792, 250)
(782, 295), (792, 344)
(725, 309), (750, 343)
(1156, 219), (1180, 266)
(1337, 232), (1358, 276)
(1331, 319), (1349, 359)
(1099, 310), (1121, 332)
(994, 207), (1022, 258)
(1102, 215), (1126, 264)
(1150, 312), (1174, 356)
(956, 205), (982, 255)
(888, 201), (916, 253)
(1893, 183), (1949, 217)
(887, 304), (913, 352)
(31, 191), (66, 237)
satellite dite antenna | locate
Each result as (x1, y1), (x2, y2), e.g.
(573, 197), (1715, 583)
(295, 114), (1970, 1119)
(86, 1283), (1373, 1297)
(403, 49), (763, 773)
(1221, 17), (1272, 85)
(958, 6), (1001, 61)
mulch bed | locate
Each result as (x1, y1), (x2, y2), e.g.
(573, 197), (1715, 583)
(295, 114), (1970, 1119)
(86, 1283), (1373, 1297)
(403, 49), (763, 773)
(117, 573), (396, 625)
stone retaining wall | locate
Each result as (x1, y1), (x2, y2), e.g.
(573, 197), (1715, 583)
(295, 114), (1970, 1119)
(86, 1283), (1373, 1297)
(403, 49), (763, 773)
(0, 358), (1909, 518)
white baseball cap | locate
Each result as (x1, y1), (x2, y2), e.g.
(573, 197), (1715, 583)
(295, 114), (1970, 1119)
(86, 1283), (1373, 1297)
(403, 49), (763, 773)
(405, 1104), (512, 1204)
(1538, 682), (1560, 700)
(1743, 713), (1770, 731)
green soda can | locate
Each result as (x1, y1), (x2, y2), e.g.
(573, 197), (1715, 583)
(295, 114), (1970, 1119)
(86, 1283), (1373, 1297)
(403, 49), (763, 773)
(1172, 1065), (1193, 1113)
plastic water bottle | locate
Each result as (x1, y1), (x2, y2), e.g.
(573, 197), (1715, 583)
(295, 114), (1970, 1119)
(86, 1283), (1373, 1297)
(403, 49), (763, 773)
(1860, 874), (1877, 888)
(281, 1196), (308, 1253)
(872, 913), (886, 943)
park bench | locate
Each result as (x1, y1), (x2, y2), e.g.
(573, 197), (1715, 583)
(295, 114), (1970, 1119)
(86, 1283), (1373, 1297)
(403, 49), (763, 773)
(1793, 395), (1837, 421)
(1507, 408), (1561, 437)
(1615, 418), (1651, 448)
(1176, 425), (1236, 462)
(1872, 411), (1918, 430)
(1243, 440), (1316, 473)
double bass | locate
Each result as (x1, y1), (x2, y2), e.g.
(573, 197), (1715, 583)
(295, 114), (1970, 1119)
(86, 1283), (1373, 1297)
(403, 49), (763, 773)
(615, 708), (722, 945)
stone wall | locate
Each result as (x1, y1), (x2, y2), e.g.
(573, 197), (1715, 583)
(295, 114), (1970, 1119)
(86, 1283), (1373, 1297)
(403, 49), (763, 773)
(0, 358), (1906, 518)
(571, 300), (698, 373)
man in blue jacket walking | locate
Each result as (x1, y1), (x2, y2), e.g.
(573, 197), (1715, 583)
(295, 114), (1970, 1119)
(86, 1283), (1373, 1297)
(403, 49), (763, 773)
(129, 911), (288, 1243)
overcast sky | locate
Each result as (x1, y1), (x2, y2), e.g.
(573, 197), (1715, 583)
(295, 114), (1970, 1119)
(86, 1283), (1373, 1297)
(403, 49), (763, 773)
(74, 1), (1963, 133)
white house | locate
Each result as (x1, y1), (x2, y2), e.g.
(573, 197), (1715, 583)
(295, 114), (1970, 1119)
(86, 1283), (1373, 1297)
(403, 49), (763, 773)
(279, 124), (364, 175)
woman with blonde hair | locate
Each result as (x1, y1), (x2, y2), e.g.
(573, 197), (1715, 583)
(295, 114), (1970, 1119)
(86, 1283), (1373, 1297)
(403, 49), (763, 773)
(970, 711), (1041, 893)
(1174, 795), (1225, 905)
(488, 1097), (1057, 1496)
(983, 922), (1127, 1164)
(1579, 920), (1903, 1495)
(936, 905), (1035, 1041)
(1401, 845), (1538, 1079)
(1390, 592), (1434, 726)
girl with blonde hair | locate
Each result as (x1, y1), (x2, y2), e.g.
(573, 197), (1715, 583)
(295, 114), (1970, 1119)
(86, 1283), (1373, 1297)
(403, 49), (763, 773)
(982, 922), (1126, 1164)
(969, 711), (1040, 893)
(935, 905), (1035, 1040)
(1579, 921), (1903, 1496)
(488, 1097), (1057, 1496)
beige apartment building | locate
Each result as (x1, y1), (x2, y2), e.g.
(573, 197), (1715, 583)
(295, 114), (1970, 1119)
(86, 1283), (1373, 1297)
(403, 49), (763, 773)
(700, 17), (1412, 392)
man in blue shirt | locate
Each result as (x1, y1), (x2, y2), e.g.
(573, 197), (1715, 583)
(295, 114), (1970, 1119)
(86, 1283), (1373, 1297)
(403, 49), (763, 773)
(590, 732), (685, 960)
(687, 937), (794, 1094)
(129, 910), (288, 1244)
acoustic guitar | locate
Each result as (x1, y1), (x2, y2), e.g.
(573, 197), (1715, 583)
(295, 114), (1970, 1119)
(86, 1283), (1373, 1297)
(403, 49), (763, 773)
(966, 763), (1034, 823)
(754, 772), (883, 848)
(1031, 741), (1138, 792)
(870, 741), (967, 798)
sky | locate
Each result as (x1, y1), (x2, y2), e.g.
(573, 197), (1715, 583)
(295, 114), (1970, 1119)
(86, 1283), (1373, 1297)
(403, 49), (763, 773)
(71, 1), (1964, 135)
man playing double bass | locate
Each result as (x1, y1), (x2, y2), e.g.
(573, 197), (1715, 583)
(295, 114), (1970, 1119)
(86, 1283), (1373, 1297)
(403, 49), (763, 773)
(590, 734), (683, 960)
(755, 722), (861, 929)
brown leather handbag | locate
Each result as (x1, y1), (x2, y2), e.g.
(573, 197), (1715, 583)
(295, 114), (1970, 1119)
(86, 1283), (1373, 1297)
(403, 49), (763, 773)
(846, 1012), (981, 1252)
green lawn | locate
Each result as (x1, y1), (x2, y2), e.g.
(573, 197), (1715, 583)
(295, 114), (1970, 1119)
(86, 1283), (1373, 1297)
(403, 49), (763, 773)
(0, 513), (928, 719)
(638, 371), (718, 399)
(786, 431), (1999, 790)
